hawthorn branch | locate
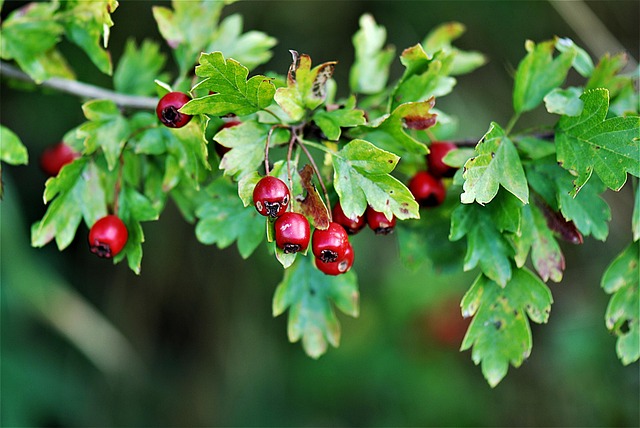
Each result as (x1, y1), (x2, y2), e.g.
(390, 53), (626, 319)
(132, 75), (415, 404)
(0, 61), (158, 110)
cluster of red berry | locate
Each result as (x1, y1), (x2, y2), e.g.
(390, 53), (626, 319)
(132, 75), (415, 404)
(408, 141), (457, 207)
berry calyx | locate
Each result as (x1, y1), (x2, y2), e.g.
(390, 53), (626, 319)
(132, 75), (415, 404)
(253, 176), (290, 218)
(427, 141), (458, 178)
(312, 222), (349, 263)
(39, 142), (79, 176)
(332, 201), (366, 235)
(408, 171), (446, 207)
(366, 207), (396, 235)
(88, 215), (128, 258)
(275, 212), (311, 254)
(315, 242), (354, 276)
(156, 91), (193, 128)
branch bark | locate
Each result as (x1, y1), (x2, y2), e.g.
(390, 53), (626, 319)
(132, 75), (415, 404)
(0, 61), (158, 110)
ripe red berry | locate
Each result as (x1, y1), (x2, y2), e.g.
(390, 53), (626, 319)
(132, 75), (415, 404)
(427, 141), (458, 178)
(312, 222), (349, 263)
(39, 142), (79, 176)
(315, 242), (354, 275)
(408, 171), (446, 207)
(366, 207), (396, 235)
(275, 212), (310, 254)
(88, 215), (128, 258)
(332, 201), (366, 235)
(253, 176), (290, 218)
(156, 91), (193, 128)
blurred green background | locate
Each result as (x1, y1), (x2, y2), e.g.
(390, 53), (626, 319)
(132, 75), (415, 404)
(1, 1), (639, 426)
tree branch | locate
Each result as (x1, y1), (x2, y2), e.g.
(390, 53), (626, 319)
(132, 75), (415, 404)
(0, 61), (158, 110)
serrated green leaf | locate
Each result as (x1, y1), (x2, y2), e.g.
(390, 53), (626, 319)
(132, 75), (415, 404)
(165, 116), (211, 187)
(215, 121), (288, 179)
(272, 256), (359, 358)
(78, 99), (131, 170)
(514, 204), (565, 282)
(460, 268), (552, 387)
(312, 96), (366, 141)
(392, 45), (456, 110)
(182, 51), (276, 117)
(195, 177), (264, 259)
(59, 0), (118, 75)
(351, 99), (434, 155)
(421, 22), (487, 76)
(0, 2), (65, 82)
(274, 51), (336, 121)
(205, 13), (276, 71)
(332, 139), (419, 222)
(544, 87), (584, 116)
(114, 38), (167, 96)
(601, 242), (639, 365)
(0, 126), (28, 165)
(513, 39), (576, 113)
(556, 88), (640, 196)
(461, 122), (529, 205)
(32, 158), (108, 250)
(450, 200), (516, 286)
(349, 13), (395, 94)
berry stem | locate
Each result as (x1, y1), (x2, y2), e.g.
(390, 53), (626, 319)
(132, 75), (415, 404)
(265, 124), (288, 175)
(295, 134), (332, 221)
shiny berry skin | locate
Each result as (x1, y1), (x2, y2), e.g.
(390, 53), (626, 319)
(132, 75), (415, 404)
(156, 91), (193, 128)
(312, 222), (349, 263)
(275, 212), (310, 254)
(427, 141), (458, 178)
(332, 201), (366, 235)
(408, 171), (446, 207)
(315, 242), (354, 276)
(253, 176), (290, 218)
(366, 207), (396, 235)
(40, 142), (79, 176)
(88, 215), (128, 258)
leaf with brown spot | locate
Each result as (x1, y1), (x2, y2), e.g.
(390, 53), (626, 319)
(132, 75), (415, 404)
(296, 164), (330, 230)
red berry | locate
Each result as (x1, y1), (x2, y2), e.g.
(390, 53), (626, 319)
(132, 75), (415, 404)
(408, 171), (446, 207)
(156, 91), (193, 128)
(253, 176), (290, 218)
(88, 215), (128, 258)
(39, 142), (79, 176)
(312, 222), (349, 263)
(427, 141), (458, 178)
(315, 242), (354, 275)
(332, 201), (366, 235)
(366, 207), (396, 235)
(275, 212), (310, 254)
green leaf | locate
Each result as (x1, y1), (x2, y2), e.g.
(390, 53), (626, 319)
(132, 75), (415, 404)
(513, 39), (576, 113)
(421, 21), (487, 76)
(59, 0), (119, 75)
(195, 177), (264, 259)
(181, 51), (276, 117)
(78, 99), (131, 171)
(391, 45), (456, 110)
(152, 1), (226, 75)
(461, 268), (553, 387)
(601, 242), (639, 365)
(349, 13), (395, 94)
(0, 2), (65, 82)
(215, 121), (288, 179)
(555, 37), (594, 78)
(312, 96), (366, 141)
(164, 117), (211, 189)
(350, 99), (435, 155)
(513, 204), (565, 282)
(461, 122), (529, 205)
(555, 88), (640, 196)
(114, 38), (168, 96)
(450, 194), (519, 286)
(0, 126), (28, 165)
(274, 51), (336, 121)
(544, 87), (584, 116)
(204, 13), (276, 71)
(332, 139), (420, 222)
(32, 158), (108, 250)
(586, 53), (631, 98)
(272, 256), (359, 359)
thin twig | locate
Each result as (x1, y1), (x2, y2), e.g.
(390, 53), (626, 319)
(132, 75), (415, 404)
(0, 61), (158, 110)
